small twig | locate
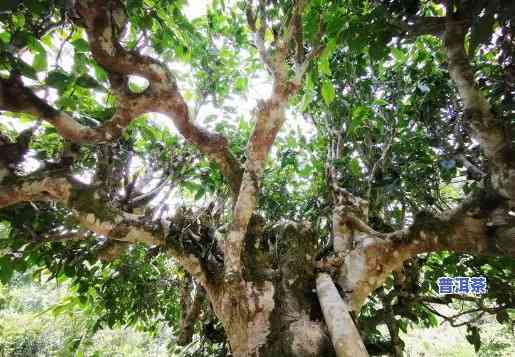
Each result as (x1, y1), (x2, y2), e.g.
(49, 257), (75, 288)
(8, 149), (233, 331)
(55, 28), (75, 68)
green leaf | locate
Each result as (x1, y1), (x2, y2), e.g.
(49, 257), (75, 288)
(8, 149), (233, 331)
(391, 47), (406, 63)
(194, 187), (206, 201)
(234, 77), (248, 92)
(93, 64), (108, 82)
(321, 80), (335, 105)
(0, 32), (11, 45)
(76, 74), (101, 89)
(349, 158), (361, 176)
(0, 256), (14, 283)
(33, 51), (47, 71)
(46, 70), (71, 91)
(72, 38), (90, 53)
(318, 57), (331, 76)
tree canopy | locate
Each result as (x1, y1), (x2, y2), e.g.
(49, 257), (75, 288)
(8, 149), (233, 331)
(0, 0), (514, 356)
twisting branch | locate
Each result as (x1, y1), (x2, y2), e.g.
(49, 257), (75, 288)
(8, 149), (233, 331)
(0, 175), (212, 286)
(327, 187), (515, 312)
(1, 0), (244, 196)
(76, 0), (243, 196)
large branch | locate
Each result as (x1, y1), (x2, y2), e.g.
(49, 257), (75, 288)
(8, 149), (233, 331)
(0, 175), (212, 286)
(223, 80), (295, 279)
(224, 0), (319, 280)
(0, 75), (150, 143)
(443, 19), (515, 201)
(74, 0), (244, 195)
(332, 189), (514, 312)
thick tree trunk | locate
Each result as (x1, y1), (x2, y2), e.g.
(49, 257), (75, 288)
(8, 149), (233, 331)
(202, 220), (338, 356)
(209, 279), (335, 357)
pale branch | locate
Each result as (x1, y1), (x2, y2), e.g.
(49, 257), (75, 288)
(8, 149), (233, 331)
(246, 3), (274, 75)
(95, 239), (132, 261)
(316, 273), (370, 357)
(128, 175), (171, 209)
(443, 19), (515, 201)
(178, 283), (206, 346)
(224, 80), (294, 278)
(456, 153), (486, 178)
(421, 302), (509, 328)
(294, 43), (325, 83)
(332, 187), (370, 253)
(0, 72), (165, 143)
(246, 0), (315, 83)
(280, 0), (308, 55)
(37, 231), (89, 243)
(0, 176), (72, 208)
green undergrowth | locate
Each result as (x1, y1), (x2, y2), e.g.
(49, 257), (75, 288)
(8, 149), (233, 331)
(1, 276), (513, 356)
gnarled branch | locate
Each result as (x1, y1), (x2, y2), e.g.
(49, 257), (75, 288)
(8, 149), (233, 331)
(331, 188), (514, 312)
(0, 175), (213, 286)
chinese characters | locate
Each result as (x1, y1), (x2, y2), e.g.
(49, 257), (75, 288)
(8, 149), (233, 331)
(436, 276), (487, 295)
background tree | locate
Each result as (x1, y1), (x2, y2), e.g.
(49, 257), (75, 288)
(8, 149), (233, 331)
(0, 0), (514, 356)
